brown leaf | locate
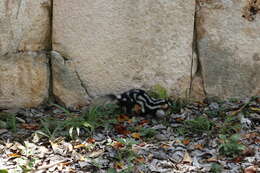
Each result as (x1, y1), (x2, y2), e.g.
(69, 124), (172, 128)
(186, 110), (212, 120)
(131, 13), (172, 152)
(244, 165), (257, 173)
(182, 139), (190, 145)
(194, 144), (204, 150)
(232, 156), (244, 163)
(160, 144), (171, 149)
(117, 114), (130, 122)
(175, 118), (185, 122)
(242, 148), (255, 157)
(131, 133), (141, 139)
(21, 123), (40, 130)
(138, 142), (146, 147)
(115, 124), (130, 135)
(206, 157), (218, 163)
(113, 141), (125, 149)
(134, 157), (145, 164)
(86, 138), (96, 144)
(138, 119), (149, 126)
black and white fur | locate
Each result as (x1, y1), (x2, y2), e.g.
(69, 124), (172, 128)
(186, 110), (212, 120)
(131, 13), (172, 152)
(109, 89), (169, 116)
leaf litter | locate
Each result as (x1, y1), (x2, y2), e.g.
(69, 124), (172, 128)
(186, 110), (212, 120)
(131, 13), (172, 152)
(0, 96), (259, 173)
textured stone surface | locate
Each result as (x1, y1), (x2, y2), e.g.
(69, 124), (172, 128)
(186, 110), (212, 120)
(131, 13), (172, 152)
(197, 0), (260, 98)
(53, 0), (196, 97)
(0, 52), (49, 108)
(0, 0), (51, 55)
(51, 51), (90, 109)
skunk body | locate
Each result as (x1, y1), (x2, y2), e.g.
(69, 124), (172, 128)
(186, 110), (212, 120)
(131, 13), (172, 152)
(109, 89), (169, 116)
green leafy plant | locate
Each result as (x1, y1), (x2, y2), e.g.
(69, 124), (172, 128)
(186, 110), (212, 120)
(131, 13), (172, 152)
(139, 127), (157, 138)
(114, 138), (139, 162)
(36, 103), (119, 139)
(218, 134), (246, 158)
(210, 163), (222, 173)
(219, 115), (241, 135)
(169, 98), (188, 114)
(148, 84), (168, 99)
(0, 112), (17, 132)
(6, 114), (17, 133)
(181, 116), (214, 135)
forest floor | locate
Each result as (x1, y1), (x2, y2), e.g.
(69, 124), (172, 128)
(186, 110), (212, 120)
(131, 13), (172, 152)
(0, 96), (259, 173)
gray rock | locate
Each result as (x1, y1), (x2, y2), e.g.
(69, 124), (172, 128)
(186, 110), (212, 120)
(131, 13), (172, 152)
(0, 0), (51, 55)
(53, 0), (197, 98)
(51, 51), (90, 109)
(197, 0), (260, 99)
(0, 52), (49, 108)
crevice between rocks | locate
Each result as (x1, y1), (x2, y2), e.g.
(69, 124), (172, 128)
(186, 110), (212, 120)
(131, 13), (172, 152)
(74, 69), (93, 100)
(189, 0), (207, 98)
(47, 0), (54, 102)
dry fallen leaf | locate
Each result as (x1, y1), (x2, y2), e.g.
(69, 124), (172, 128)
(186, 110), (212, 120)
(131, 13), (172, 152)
(131, 132), (141, 139)
(113, 141), (125, 149)
(114, 162), (124, 169)
(206, 157), (218, 163)
(7, 153), (21, 158)
(160, 144), (171, 149)
(242, 148), (255, 157)
(250, 107), (260, 112)
(194, 144), (204, 150)
(89, 149), (104, 158)
(182, 151), (192, 164)
(138, 119), (149, 126)
(182, 139), (190, 145)
(21, 123), (40, 130)
(134, 157), (145, 164)
(74, 144), (86, 149)
(244, 165), (257, 173)
(86, 138), (96, 144)
(117, 114), (129, 122)
(115, 124), (130, 135)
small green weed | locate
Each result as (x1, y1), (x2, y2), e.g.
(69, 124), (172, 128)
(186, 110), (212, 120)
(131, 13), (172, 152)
(210, 163), (222, 173)
(218, 134), (246, 158)
(169, 98), (188, 114)
(219, 115), (241, 135)
(148, 84), (168, 99)
(37, 103), (119, 139)
(139, 127), (157, 138)
(0, 112), (17, 133)
(181, 116), (214, 135)
(114, 138), (139, 162)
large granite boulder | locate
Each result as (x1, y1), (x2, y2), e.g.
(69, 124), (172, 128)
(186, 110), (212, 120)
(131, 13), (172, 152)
(51, 51), (90, 109)
(197, 0), (260, 98)
(0, 0), (51, 55)
(53, 0), (196, 98)
(0, 52), (49, 108)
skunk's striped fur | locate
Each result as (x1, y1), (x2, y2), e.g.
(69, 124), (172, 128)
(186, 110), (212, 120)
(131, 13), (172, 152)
(109, 89), (169, 116)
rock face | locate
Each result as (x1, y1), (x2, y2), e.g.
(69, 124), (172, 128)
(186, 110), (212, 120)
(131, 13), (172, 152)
(51, 51), (90, 109)
(0, 0), (51, 55)
(0, 0), (51, 109)
(53, 0), (196, 97)
(197, 0), (260, 98)
(0, 52), (49, 108)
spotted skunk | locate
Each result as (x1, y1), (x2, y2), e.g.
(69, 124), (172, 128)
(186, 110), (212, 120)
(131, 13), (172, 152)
(108, 89), (169, 116)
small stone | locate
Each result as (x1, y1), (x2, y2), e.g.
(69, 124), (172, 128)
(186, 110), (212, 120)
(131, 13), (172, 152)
(155, 134), (168, 141)
(152, 152), (168, 160)
(209, 102), (219, 110)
